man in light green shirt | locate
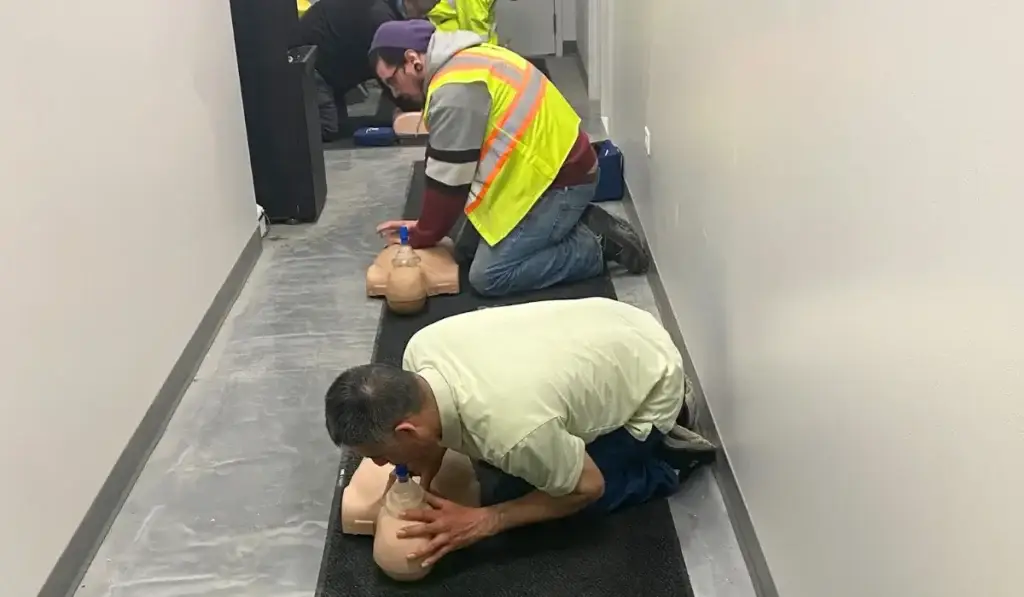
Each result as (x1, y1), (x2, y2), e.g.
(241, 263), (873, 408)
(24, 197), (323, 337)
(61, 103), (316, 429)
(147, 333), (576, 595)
(324, 298), (714, 566)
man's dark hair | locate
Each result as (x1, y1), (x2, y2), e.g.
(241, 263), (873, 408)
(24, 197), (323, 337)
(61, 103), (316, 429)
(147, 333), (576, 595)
(324, 363), (421, 447)
(369, 47), (409, 70)
(402, 0), (440, 19)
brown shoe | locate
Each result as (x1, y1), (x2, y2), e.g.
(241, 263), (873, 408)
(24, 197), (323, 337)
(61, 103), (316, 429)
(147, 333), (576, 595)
(659, 425), (717, 481)
(581, 205), (651, 274)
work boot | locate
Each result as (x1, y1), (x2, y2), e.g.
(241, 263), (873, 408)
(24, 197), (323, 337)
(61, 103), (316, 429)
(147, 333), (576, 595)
(581, 205), (650, 274)
(658, 425), (717, 483)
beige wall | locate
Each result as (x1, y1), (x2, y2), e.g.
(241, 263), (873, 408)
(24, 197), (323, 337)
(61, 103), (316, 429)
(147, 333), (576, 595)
(0, 1), (257, 594)
(604, 1), (1024, 596)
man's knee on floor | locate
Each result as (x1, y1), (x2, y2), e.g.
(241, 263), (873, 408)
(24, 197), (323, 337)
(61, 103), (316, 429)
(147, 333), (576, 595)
(467, 260), (508, 297)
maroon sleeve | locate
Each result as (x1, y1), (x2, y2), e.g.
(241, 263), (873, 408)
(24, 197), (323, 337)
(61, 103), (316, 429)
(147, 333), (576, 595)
(408, 186), (467, 249)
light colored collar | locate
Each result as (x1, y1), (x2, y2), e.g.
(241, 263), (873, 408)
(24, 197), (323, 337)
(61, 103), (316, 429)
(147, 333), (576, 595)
(417, 367), (463, 450)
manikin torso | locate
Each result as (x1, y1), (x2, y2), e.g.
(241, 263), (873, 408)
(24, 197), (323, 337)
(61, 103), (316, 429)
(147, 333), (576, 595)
(365, 237), (460, 298)
(341, 451), (481, 537)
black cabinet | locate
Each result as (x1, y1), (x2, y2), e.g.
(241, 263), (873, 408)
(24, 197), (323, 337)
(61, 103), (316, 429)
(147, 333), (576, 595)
(230, 0), (327, 223)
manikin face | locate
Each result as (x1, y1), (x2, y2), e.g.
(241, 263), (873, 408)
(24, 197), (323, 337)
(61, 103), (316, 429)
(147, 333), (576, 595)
(375, 52), (427, 106)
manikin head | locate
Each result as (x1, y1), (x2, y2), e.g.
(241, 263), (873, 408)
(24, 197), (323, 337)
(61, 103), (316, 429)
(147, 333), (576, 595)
(369, 20), (436, 106)
(325, 363), (442, 467)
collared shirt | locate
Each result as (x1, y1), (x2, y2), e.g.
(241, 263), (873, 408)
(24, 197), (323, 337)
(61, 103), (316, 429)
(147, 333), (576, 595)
(402, 298), (684, 497)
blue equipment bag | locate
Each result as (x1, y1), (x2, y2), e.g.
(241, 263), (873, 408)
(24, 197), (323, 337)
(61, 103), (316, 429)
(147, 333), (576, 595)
(592, 140), (625, 202)
(353, 127), (397, 147)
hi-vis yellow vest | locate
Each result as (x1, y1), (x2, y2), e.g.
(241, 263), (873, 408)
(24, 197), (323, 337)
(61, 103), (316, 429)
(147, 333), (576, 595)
(423, 45), (581, 246)
(427, 0), (499, 46)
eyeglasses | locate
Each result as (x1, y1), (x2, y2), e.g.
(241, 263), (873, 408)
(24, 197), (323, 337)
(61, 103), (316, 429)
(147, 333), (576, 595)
(383, 64), (404, 92)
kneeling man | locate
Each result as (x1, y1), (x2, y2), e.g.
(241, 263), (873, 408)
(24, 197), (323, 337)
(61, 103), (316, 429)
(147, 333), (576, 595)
(369, 21), (649, 296)
(324, 298), (710, 566)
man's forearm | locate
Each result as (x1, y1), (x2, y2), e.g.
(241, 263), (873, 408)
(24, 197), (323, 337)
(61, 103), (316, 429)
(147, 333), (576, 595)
(489, 489), (597, 533)
(409, 186), (465, 248)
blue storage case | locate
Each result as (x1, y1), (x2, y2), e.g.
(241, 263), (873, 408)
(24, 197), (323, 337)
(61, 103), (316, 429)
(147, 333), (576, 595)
(592, 140), (624, 202)
(353, 126), (397, 147)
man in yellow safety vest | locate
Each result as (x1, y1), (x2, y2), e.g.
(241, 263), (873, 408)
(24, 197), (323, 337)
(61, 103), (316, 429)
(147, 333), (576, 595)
(402, 0), (498, 45)
(369, 21), (650, 297)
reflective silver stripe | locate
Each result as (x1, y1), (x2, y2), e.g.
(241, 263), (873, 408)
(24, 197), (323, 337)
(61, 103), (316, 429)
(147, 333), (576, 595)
(467, 62), (547, 208)
(426, 53), (521, 122)
(445, 0), (456, 7)
(425, 158), (478, 187)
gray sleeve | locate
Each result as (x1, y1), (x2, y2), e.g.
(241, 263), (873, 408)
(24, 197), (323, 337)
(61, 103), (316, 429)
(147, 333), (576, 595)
(424, 81), (492, 190)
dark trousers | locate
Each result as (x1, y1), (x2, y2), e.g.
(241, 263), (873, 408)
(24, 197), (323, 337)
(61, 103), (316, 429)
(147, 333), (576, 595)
(313, 68), (398, 141)
(294, 0), (406, 140)
(475, 428), (680, 515)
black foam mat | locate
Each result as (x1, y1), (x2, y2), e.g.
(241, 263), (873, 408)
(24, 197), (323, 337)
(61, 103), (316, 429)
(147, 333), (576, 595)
(314, 161), (692, 597)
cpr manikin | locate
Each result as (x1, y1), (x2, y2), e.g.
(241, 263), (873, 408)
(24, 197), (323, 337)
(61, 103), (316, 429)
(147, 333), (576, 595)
(393, 109), (428, 137)
(341, 452), (481, 580)
(366, 232), (460, 306)
(374, 464), (432, 580)
(383, 226), (428, 314)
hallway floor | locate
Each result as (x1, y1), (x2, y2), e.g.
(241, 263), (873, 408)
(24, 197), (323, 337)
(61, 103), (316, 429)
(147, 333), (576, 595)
(74, 58), (755, 597)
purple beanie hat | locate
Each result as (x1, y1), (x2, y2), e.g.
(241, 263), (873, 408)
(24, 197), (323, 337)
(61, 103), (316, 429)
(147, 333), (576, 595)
(369, 20), (436, 55)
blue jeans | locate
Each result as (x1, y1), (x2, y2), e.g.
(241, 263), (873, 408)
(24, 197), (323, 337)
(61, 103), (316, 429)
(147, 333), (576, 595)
(475, 428), (680, 515)
(467, 178), (605, 297)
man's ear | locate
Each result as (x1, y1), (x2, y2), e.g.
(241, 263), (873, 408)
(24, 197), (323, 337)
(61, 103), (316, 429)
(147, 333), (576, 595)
(394, 421), (418, 438)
